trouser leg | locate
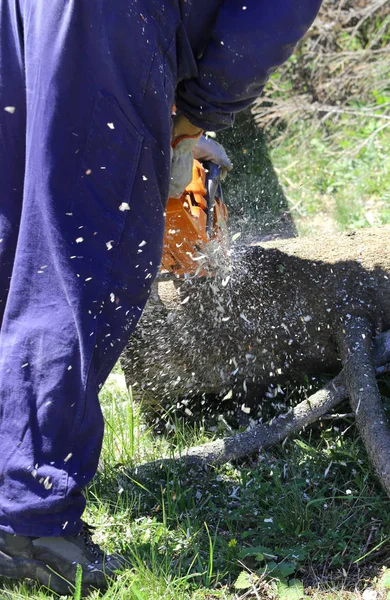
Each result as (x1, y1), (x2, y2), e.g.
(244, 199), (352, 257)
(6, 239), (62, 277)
(0, 0), (25, 326)
(0, 0), (175, 536)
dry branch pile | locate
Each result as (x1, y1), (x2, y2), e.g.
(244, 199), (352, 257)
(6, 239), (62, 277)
(122, 226), (390, 495)
(253, 0), (390, 135)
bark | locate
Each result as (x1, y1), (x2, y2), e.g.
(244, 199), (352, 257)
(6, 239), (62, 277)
(132, 372), (348, 477)
(340, 317), (390, 497)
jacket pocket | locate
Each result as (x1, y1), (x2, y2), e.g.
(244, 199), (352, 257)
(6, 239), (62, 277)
(69, 93), (144, 276)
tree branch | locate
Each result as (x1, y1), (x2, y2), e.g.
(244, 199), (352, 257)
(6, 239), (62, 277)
(340, 319), (390, 497)
(132, 329), (390, 480)
(132, 372), (347, 477)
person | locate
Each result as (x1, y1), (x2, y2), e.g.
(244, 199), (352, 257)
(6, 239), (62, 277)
(0, 0), (322, 594)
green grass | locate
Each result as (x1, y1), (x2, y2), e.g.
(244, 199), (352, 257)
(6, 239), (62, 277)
(3, 370), (390, 599)
(270, 116), (390, 235)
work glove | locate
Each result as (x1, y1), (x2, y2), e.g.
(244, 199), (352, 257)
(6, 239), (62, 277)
(168, 132), (203, 199)
(169, 134), (233, 198)
(193, 135), (233, 179)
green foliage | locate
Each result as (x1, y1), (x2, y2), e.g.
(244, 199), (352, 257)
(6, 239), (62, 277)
(277, 579), (305, 600)
(234, 571), (253, 590)
(215, 95), (389, 240)
(269, 115), (390, 235)
(382, 570), (390, 589)
(2, 369), (390, 599)
(73, 564), (83, 600)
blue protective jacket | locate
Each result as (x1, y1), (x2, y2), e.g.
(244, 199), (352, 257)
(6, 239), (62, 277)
(176, 0), (322, 129)
(0, 0), (321, 537)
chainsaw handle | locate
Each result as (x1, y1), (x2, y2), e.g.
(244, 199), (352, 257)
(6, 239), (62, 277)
(206, 162), (222, 197)
(204, 161), (222, 237)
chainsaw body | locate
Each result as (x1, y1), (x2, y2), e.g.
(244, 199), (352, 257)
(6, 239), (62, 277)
(161, 160), (228, 277)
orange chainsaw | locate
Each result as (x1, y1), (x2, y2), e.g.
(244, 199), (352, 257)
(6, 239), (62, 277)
(161, 160), (229, 278)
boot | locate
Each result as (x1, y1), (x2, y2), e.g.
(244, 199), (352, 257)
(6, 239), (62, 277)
(0, 522), (126, 595)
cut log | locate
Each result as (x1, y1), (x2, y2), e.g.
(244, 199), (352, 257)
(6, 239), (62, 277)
(121, 225), (390, 496)
(121, 226), (390, 422)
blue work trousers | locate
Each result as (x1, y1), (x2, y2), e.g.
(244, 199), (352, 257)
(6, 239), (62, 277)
(0, 0), (177, 536)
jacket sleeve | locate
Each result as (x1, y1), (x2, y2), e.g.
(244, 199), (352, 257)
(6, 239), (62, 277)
(176, 0), (322, 131)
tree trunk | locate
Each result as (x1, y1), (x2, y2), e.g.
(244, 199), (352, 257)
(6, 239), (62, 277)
(121, 225), (390, 494)
(122, 225), (390, 418)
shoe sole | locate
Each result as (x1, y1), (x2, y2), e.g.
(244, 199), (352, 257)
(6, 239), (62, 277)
(0, 549), (98, 596)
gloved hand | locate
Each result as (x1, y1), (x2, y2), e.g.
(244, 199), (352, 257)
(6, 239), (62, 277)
(169, 111), (232, 198)
(168, 133), (233, 198)
(193, 135), (233, 179)
(168, 132), (203, 199)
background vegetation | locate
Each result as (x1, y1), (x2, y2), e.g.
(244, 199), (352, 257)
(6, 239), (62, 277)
(220, 0), (390, 239)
